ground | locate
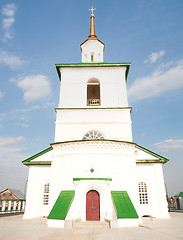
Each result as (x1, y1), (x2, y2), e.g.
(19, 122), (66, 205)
(0, 212), (183, 240)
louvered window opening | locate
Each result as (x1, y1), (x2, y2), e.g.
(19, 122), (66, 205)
(43, 183), (50, 205)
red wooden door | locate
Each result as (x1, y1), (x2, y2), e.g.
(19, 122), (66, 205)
(86, 190), (100, 221)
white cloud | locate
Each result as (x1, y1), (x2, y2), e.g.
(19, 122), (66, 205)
(1, 3), (17, 41)
(2, 3), (16, 17)
(16, 75), (51, 102)
(0, 136), (25, 146)
(155, 139), (183, 150)
(3, 17), (15, 28)
(0, 50), (26, 69)
(145, 50), (165, 64)
(0, 90), (4, 99)
(128, 60), (183, 102)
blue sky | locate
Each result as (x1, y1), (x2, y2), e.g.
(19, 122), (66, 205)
(0, 0), (183, 196)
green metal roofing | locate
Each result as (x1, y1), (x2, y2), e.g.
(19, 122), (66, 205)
(55, 62), (130, 81)
(136, 144), (169, 163)
(111, 191), (138, 219)
(21, 140), (168, 166)
(22, 147), (53, 165)
(51, 139), (135, 146)
(174, 192), (183, 197)
(73, 178), (112, 181)
(47, 190), (75, 220)
(55, 107), (132, 111)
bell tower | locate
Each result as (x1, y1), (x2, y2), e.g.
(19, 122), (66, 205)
(80, 8), (104, 63)
(54, 9), (132, 143)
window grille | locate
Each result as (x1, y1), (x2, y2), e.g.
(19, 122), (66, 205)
(138, 182), (148, 204)
(83, 130), (105, 140)
(43, 183), (49, 205)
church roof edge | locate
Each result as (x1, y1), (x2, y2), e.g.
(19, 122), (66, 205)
(135, 144), (169, 163)
(22, 141), (168, 165)
(22, 146), (53, 165)
(55, 62), (131, 81)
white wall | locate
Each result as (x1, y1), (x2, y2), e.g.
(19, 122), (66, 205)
(54, 108), (132, 142)
(136, 163), (169, 218)
(58, 67), (128, 108)
(23, 166), (51, 219)
(48, 141), (139, 221)
(81, 39), (104, 62)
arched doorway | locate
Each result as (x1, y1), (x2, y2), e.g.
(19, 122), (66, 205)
(86, 190), (100, 221)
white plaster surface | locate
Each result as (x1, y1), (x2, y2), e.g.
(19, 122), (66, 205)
(81, 39), (104, 62)
(54, 108), (133, 142)
(0, 213), (183, 240)
(57, 67), (128, 108)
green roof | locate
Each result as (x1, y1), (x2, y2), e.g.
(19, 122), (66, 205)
(174, 192), (183, 197)
(48, 190), (75, 220)
(55, 62), (131, 81)
(111, 191), (138, 219)
(22, 147), (53, 165)
(73, 178), (112, 181)
(136, 144), (169, 163)
(22, 140), (168, 166)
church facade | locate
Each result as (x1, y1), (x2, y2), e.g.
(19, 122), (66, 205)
(23, 11), (169, 228)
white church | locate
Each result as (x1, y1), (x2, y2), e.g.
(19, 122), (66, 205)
(23, 9), (169, 228)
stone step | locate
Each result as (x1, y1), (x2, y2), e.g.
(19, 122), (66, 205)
(73, 220), (110, 229)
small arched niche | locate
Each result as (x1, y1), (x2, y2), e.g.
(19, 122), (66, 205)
(87, 78), (100, 106)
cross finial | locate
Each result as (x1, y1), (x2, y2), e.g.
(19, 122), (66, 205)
(89, 7), (96, 15)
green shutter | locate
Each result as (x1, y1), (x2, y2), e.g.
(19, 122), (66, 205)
(111, 191), (138, 219)
(48, 190), (75, 220)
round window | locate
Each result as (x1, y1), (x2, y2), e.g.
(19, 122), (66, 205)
(82, 130), (105, 140)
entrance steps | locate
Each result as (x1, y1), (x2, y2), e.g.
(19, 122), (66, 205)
(73, 220), (110, 229)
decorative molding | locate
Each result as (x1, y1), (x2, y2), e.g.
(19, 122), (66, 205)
(51, 140), (135, 156)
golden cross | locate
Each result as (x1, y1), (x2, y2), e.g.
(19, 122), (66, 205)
(89, 7), (96, 15)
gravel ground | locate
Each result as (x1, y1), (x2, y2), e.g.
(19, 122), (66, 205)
(0, 212), (183, 240)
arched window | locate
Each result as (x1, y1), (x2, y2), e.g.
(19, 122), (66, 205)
(87, 79), (100, 106)
(83, 130), (105, 140)
(43, 183), (49, 205)
(138, 182), (148, 204)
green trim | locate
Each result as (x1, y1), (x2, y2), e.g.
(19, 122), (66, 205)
(136, 144), (169, 163)
(22, 147), (53, 164)
(136, 160), (166, 164)
(48, 190), (75, 220)
(55, 107), (132, 111)
(51, 139), (135, 146)
(22, 141), (168, 166)
(73, 178), (112, 181)
(55, 62), (130, 81)
(111, 191), (138, 219)
(23, 161), (52, 166)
